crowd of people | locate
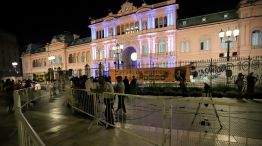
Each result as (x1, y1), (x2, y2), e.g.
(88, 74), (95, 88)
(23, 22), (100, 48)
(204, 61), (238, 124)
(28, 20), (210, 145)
(0, 79), (41, 113)
(70, 75), (138, 129)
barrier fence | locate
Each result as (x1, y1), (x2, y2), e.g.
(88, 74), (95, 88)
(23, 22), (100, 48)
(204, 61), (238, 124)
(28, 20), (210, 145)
(67, 88), (262, 146)
(14, 87), (50, 146)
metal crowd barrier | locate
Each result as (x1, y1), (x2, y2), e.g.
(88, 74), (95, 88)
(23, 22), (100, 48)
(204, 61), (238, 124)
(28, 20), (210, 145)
(67, 88), (262, 146)
(14, 87), (48, 146)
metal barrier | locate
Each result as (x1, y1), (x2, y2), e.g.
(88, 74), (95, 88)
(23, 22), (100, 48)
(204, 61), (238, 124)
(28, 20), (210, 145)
(67, 88), (262, 146)
(14, 88), (48, 146)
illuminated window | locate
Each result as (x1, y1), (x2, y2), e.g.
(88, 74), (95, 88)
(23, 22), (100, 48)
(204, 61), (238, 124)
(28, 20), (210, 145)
(158, 40), (166, 53)
(224, 13), (228, 18)
(69, 54), (73, 63)
(200, 40), (210, 50)
(252, 30), (262, 49)
(202, 17), (206, 22)
(181, 41), (190, 52)
(142, 45), (149, 55)
(81, 52), (85, 62)
(109, 50), (115, 58)
(182, 21), (187, 26)
(98, 48), (105, 60)
(142, 20), (147, 30)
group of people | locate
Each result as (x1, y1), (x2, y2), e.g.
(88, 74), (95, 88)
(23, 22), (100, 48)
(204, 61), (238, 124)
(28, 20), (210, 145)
(203, 72), (258, 99)
(70, 75), (137, 129)
(0, 79), (40, 113)
(235, 72), (258, 99)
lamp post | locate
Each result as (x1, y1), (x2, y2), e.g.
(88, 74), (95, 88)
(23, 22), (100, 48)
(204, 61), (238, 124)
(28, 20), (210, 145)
(219, 28), (240, 61)
(113, 43), (124, 70)
(219, 28), (239, 84)
(48, 55), (55, 80)
(12, 62), (18, 75)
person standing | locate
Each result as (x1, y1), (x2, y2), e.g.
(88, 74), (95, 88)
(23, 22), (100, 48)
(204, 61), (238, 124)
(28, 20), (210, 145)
(123, 76), (130, 94)
(246, 72), (258, 99)
(130, 76), (137, 94)
(235, 73), (244, 97)
(3, 79), (14, 113)
(96, 76), (115, 128)
(115, 76), (126, 114)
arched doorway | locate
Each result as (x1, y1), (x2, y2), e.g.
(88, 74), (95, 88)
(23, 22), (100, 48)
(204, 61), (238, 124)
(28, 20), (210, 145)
(122, 47), (137, 69)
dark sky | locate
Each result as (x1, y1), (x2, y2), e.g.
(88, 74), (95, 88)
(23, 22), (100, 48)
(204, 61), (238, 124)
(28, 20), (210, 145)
(0, 0), (240, 50)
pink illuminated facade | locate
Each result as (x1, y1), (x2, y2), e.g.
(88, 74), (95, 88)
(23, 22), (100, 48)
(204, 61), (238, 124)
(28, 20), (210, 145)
(21, 0), (262, 79)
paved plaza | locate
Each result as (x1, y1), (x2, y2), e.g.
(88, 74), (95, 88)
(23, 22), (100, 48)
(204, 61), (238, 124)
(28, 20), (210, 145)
(1, 92), (262, 146)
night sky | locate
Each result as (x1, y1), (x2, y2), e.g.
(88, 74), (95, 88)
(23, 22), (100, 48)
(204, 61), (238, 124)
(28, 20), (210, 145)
(0, 0), (240, 51)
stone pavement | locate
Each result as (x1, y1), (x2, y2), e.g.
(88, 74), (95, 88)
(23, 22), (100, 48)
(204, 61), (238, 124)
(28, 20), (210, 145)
(0, 97), (18, 146)
(1, 92), (262, 146)
(0, 93), (151, 146)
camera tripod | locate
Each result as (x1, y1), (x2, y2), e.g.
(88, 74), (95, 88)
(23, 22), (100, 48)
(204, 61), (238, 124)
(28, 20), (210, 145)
(191, 96), (223, 132)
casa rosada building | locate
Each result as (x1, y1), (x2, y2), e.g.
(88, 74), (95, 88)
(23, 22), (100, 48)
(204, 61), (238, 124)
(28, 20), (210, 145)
(21, 0), (262, 79)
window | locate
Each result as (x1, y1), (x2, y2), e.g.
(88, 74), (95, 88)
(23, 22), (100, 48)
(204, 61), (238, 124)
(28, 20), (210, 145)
(121, 25), (125, 34)
(117, 26), (120, 35)
(202, 17), (206, 22)
(108, 27), (113, 36)
(182, 21), (187, 26)
(252, 30), (262, 49)
(69, 54), (73, 63)
(163, 16), (167, 27)
(86, 51), (90, 62)
(155, 16), (168, 29)
(98, 48), (105, 60)
(159, 62), (166, 68)
(224, 13), (228, 18)
(158, 40), (166, 53)
(221, 38), (234, 49)
(181, 41), (190, 52)
(109, 50), (115, 58)
(232, 52), (238, 57)
(142, 45), (148, 55)
(155, 18), (159, 28)
(142, 20), (147, 30)
(73, 54), (76, 63)
(81, 52), (85, 62)
(76, 53), (81, 63)
(159, 17), (164, 28)
(200, 40), (210, 50)
(219, 53), (224, 58)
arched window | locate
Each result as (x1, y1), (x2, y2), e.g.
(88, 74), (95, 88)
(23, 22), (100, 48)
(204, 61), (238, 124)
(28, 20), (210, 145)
(69, 54), (73, 63)
(81, 52), (85, 62)
(86, 51), (90, 62)
(77, 52), (80, 63)
(32, 60), (36, 67)
(59, 56), (62, 64)
(73, 53), (76, 63)
(98, 48), (104, 60)
(142, 45), (148, 56)
(158, 40), (166, 53)
(252, 30), (262, 49)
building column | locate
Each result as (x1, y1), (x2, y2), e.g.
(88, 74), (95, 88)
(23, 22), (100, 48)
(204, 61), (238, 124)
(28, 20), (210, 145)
(91, 27), (96, 40)
(92, 46), (97, 60)
(138, 16), (142, 31)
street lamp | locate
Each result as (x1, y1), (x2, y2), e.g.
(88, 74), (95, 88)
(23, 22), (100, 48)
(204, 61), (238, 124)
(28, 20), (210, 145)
(48, 56), (55, 80)
(112, 43), (124, 69)
(219, 28), (239, 84)
(12, 62), (18, 75)
(219, 28), (240, 61)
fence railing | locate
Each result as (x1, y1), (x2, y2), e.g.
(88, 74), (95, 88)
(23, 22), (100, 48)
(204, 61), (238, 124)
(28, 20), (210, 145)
(14, 87), (48, 146)
(67, 88), (262, 146)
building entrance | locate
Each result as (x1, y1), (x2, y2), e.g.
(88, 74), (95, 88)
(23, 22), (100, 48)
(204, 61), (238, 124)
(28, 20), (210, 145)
(122, 47), (137, 69)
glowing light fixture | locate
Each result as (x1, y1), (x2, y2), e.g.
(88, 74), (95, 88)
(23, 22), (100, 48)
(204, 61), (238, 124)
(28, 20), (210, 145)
(131, 52), (137, 61)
